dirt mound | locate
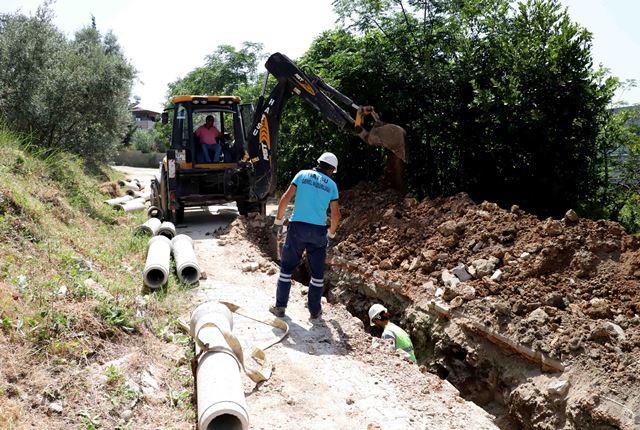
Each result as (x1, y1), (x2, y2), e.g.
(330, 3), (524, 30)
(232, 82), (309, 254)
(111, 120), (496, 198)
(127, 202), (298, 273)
(331, 181), (640, 427)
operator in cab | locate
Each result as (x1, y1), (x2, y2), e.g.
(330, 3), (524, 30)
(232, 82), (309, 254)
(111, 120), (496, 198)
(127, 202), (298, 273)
(195, 115), (221, 163)
(269, 152), (341, 320)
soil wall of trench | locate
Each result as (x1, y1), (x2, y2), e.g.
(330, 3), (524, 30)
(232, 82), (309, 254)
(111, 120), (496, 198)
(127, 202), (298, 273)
(316, 182), (640, 430)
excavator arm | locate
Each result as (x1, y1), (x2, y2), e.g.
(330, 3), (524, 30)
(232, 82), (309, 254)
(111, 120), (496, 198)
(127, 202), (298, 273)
(246, 52), (406, 201)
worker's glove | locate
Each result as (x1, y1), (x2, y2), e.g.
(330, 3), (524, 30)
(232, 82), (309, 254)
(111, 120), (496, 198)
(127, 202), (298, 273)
(271, 218), (284, 236)
(327, 231), (336, 248)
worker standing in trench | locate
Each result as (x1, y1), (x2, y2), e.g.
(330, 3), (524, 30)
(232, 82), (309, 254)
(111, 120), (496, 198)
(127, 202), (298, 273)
(270, 152), (341, 319)
(368, 304), (417, 363)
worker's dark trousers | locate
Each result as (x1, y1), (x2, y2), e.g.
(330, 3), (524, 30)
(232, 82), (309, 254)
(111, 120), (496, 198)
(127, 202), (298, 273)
(275, 221), (327, 315)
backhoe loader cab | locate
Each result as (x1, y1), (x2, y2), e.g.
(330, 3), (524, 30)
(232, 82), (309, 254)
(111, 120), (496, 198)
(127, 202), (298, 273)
(151, 95), (263, 223)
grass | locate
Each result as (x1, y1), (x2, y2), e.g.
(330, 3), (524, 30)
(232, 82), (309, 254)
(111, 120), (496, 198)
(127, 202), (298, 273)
(0, 123), (197, 427)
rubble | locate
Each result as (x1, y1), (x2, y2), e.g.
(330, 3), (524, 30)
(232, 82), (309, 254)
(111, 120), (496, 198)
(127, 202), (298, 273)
(326, 181), (640, 429)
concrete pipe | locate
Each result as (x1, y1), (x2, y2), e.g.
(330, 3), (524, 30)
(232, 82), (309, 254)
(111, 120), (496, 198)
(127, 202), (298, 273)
(158, 221), (176, 239)
(148, 206), (162, 219)
(190, 301), (249, 430)
(116, 198), (147, 212)
(171, 234), (201, 284)
(104, 195), (133, 206)
(123, 182), (142, 192)
(143, 235), (171, 289)
(136, 217), (162, 236)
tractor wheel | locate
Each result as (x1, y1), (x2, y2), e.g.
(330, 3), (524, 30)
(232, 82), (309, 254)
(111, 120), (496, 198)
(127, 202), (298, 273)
(237, 200), (266, 216)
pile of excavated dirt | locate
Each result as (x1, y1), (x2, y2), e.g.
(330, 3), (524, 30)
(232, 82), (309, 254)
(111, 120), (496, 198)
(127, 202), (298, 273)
(323, 182), (640, 429)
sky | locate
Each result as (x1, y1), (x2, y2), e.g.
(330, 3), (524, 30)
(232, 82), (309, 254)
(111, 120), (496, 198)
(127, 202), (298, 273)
(1, 0), (639, 112)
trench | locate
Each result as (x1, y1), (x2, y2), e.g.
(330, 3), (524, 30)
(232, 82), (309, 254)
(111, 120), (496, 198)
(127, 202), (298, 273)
(284, 260), (624, 430)
(252, 219), (626, 429)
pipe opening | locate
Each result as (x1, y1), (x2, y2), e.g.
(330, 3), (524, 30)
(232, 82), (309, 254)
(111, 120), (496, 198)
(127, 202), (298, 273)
(179, 266), (199, 284)
(159, 232), (174, 239)
(145, 269), (166, 287)
(206, 413), (243, 430)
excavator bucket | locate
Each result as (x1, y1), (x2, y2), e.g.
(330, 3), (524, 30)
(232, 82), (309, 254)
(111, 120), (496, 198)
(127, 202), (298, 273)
(364, 123), (407, 163)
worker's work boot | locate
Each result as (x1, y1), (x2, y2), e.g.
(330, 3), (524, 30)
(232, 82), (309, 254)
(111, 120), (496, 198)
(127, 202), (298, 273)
(269, 305), (286, 317)
(310, 309), (323, 319)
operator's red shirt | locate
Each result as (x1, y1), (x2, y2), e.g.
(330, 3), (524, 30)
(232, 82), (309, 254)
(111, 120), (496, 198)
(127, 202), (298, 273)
(195, 125), (220, 145)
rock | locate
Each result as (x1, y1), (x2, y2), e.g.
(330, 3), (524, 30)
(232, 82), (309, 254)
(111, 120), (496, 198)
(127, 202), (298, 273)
(543, 219), (563, 236)
(449, 296), (465, 308)
(442, 285), (458, 302)
(471, 259), (496, 277)
(379, 259), (394, 270)
(547, 380), (570, 397)
(346, 397), (355, 405)
(472, 240), (485, 252)
(460, 284), (476, 300)
(510, 204), (521, 214)
(267, 267), (277, 275)
(570, 250), (599, 278)
(494, 301), (510, 316)
(383, 208), (395, 219)
(475, 210), (491, 220)
(441, 269), (460, 288)
(435, 288), (444, 298)
(544, 292), (566, 310)
(121, 409), (133, 420)
(519, 252), (531, 260)
(590, 322), (625, 342)
(48, 402), (63, 414)
(564, 209), (579, 223)
(141, 370), (160, 393)
(480, 201), (499, 212)
(526, 308), (549, 324)
(241, 262), (260, 272)
(490, 269), (503, 281)
(408, 256), (421, 271)
(451, 264), (472, 282)
(421, 281), (436, 295)
(437, 220), (458, 236)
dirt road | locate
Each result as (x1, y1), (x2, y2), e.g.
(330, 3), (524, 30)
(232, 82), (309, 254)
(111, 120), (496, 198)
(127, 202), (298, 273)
(115, 166), (498, 429)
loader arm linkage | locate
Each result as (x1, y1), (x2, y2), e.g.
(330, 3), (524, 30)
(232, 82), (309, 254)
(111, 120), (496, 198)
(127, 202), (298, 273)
(246, 52), (406, 201)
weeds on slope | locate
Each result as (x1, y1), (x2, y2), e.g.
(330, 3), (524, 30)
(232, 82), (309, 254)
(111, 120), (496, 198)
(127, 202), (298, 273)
(0, 125), (196, 428)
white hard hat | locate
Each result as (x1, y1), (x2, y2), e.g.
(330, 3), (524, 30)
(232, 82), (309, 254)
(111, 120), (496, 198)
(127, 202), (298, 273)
(368, 304), (388, 326)
(317, 152), (338, 172)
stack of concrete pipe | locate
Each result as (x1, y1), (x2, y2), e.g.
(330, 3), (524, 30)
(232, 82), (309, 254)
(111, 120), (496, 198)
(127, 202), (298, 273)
(141, 224), (201, 287)
(190, 301), (249, 430)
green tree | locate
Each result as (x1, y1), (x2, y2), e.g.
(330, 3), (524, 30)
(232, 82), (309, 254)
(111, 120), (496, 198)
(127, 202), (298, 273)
(0, 6), (135, 162)
(588, 103), (640, 231)
(167, 42), (264, 104)
(302, 0), (617, 216)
